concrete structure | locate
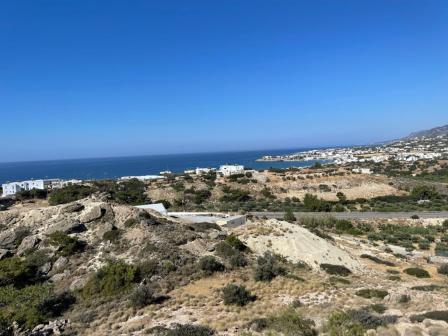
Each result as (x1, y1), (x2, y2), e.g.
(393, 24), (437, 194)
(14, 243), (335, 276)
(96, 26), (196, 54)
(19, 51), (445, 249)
(2, 179), (62, 197)
(195, 167), (215, 175)
(119, 175), (166, 181)
(168, 212), (246, 227)
(352, 168), (372, 174)
(135, 203), (168, 215)
(218, 164), (245, 176)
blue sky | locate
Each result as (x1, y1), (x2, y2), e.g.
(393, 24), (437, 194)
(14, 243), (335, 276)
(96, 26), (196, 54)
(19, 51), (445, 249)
(1, 0), (447, 162)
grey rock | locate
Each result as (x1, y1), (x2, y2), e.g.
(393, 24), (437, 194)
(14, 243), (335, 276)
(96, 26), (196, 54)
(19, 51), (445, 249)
(39, 262), (52, 275)
(208, 230), (220, 240)
(0, 248), (11, 260)
(50, 270), (70, 282)
(53, 256), (68, 272)
(60, 202), (84, 214)
(80, 205), (105, 223)
(0, 230), (17, 249)
(45, 219), (85, 234)
(69, 277), (88, 291)
(16, 235), (40, 256)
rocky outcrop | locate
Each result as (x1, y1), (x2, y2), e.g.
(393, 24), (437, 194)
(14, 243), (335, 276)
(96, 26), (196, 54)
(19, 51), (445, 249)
(0, 248), (11, 260)
(0, 230), (17, 249)
(52, 256), (68, 272)
(80, 204), (106, 223)
(16, 235), (40, 256)
(59, 202), (84, 214)
(29, 319), (70, 336)
(45, 219), (85, 235)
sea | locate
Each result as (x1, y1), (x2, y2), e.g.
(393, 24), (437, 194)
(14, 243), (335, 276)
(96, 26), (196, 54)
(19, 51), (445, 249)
(0, 148), (324, 184)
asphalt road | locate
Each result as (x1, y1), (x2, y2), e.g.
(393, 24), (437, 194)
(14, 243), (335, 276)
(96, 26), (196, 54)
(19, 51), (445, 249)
(248, 211), (448, 220)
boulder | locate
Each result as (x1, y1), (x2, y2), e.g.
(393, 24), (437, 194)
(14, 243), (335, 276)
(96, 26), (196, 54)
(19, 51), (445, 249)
(45, 219), (86, 234)
(16, 235), (40, 256)
(50, 270), (70, 282)
(39, 262), (52, 275)
(60, 202), (85, 214)
(80, 205), (105, 223)
(0, 230), (17, 249)
(70, 277), (88, 291)
(53, 256), (68, 272)
(0, 248), (11, 260)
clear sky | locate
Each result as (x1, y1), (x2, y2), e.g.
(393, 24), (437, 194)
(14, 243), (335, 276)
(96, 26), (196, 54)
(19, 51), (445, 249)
(1, 0), (447, 162)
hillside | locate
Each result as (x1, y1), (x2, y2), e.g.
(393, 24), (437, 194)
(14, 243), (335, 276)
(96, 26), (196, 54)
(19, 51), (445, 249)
(402, 124), (448, 140)
(1, 196), (448, 335)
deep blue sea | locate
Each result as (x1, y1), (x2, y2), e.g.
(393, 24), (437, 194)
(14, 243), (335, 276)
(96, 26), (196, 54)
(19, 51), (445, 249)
(0, 148), (322, 184)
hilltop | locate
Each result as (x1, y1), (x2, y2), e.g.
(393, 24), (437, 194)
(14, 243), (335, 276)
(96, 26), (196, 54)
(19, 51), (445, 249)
(401, 124), (448, 141)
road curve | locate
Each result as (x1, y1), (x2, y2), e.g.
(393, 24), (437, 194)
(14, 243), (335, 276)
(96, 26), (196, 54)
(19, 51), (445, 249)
(248, 211), (448, 220)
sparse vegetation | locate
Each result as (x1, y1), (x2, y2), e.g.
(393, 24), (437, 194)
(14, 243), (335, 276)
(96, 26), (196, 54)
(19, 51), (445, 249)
(403, 267), (430, 278)
(81, 261), (139, 298)
(198, 256), (225, 275)
(254, 252), (286, 281)
(221, 284), (255, 306)
(320, 263), (351, 277)
(47, 231), (85, 257)
(355, 288), (389, 299)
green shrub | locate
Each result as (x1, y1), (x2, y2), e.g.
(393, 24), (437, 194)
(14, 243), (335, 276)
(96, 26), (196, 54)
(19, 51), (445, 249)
(222, 284), (255, 306)
(149, 324), (215, 336)
(47, 231), (85, 257)
(410, 311), (448, 323)
(0, 284), (74, 329)
(398, 294), (410, 303)
(368, 303), (387, 314)
(284, 209), (296, 222)
(229, 253), (248, 268)
(81, 261), (138, 298)
(198, 256), (224, 275)
(437, 263), (448, 275)
(360, 254), (395, 267)
(0, 257), (40, 287)
(137, 259), (159, 279)
(347, 308), (397, 329)
(355, 288), (388, 299)
(320, 264), (351, 277)
(113, 179), (149, 205)
(215, 242), (237, 258)
(411, 284), (443, 291)
(130, 284), (155, 308)
(225, 235), (248, 251)
(102, 228), (122, 243)
(264, 307), (317, 336)
(403, 267), (430, 278)
(329, 276), (351, 285)
(124, 218), (138, 228)
(323, 310), (365, 336)
(48, 185), (93, 205)
(254, 252), (286, 282)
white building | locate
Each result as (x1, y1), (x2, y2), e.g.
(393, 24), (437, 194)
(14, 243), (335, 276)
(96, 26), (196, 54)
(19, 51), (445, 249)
(2, 179), (62, 197)
(352, 168), (372, 174)
(218, 164), (245, 176)
(119, 175), (166, 181)
(195, 167), (215, 175)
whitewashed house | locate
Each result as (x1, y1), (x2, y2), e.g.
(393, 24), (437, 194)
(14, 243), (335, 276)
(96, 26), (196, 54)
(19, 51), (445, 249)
(2, 179), (62, 197)
(218, 164), (245, 176)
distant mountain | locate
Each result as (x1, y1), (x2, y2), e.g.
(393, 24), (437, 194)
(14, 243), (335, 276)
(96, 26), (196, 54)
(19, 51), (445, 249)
(401, 124), (448, 140)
